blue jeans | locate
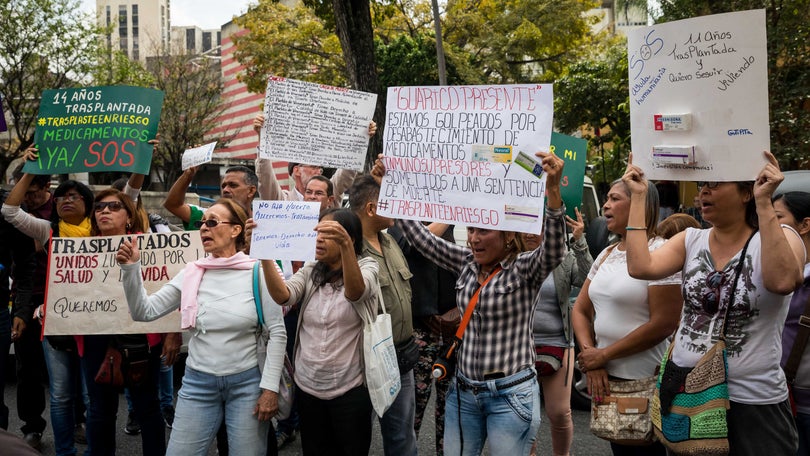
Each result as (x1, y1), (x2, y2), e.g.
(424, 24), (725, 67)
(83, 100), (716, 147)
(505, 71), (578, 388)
(378, 369), (417, 456)
(168, 366), (268, 456)
(42, 339), (88, 456)
(444, 368), (541, 456)
(81, 335), (165, 456)
(159, 362), (174, 409)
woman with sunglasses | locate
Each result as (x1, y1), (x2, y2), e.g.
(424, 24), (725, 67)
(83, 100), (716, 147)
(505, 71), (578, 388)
(117, 198), (286, 456)
(571, 177), (682, 456)
(259, 208), (380, 456)
(622, 152), (804, 456)
(2, 148), (95, 456)
(79, 187), (168, 456)
(773, 191), (810, 455)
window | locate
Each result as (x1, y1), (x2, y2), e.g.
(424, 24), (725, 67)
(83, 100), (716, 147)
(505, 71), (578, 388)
(186, 28), (195, 51)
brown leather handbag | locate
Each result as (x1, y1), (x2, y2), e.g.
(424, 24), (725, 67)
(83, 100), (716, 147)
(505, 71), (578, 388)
(94, 345), (124, 388)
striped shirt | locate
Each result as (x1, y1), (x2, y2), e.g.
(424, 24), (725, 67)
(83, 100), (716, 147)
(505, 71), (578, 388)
(397, 206), (567, 380)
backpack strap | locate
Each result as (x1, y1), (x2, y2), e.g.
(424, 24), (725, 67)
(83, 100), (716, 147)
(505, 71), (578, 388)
(252, 261), (264, 326)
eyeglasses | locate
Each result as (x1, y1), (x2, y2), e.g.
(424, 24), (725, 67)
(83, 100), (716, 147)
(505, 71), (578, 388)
(54, 194), (82, 204)
(94, 201), (125, 212)
(701, 270), (728, 313)
(696, 181), (722, 189)
(193, 219), (236, 229)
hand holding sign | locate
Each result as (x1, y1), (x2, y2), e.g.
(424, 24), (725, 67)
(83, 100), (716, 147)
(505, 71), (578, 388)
(116, 237), (140, 265)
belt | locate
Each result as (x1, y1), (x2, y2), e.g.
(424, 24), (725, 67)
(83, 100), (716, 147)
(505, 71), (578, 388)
(456, 371), (535, 394)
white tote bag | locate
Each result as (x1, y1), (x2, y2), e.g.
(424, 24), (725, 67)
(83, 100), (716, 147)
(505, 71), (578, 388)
(362, 292), (401, 417)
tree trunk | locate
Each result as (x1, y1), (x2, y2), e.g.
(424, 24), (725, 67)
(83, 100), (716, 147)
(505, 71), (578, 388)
(331, 0), (384, 169)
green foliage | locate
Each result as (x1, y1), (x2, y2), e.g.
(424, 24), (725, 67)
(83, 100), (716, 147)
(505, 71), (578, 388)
(655, 0), (810, 170)
(91, 48), (155, 87)
(232, 1), (346, 93)
(443, 0), (602, 83)
(149, 53), (231, 185)
(556, 40), (631, 186)
(0, 0), (101, 170)
(375, 33), (481, 87)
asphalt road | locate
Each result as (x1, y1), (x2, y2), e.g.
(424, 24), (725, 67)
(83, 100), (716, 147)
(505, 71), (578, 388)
(4, 376), (611, 455)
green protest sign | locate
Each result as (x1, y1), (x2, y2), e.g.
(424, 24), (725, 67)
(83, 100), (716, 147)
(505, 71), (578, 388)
(24, 86), (164, 175)
(551, 132), (588, 218)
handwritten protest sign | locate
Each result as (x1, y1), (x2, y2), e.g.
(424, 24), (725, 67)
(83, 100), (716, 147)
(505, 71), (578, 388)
(553, 132), (588, 218)
(250, 200), (319, 261)
(182, 142), (216, 170)
(377, 84), (554, 234)
(259, 76), (377, 171)
(24, 85), (164, 175)
(628, 9), (768, 181)
(44, 232), (204, 335)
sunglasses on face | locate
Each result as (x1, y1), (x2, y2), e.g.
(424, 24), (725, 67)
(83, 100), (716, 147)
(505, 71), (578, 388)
(54, 194), (83, 204)
(696, 181), (722, 189)
(193, 219), (236, 229)
(701, 270), (728, 313)
(94, 201), (125, 212)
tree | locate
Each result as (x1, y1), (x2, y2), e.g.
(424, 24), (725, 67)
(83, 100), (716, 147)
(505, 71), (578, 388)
(0, 0), (101, 176)
(555, 40), (630, 188)
(232, 2), (346, 93)
(442, 0), (602, 82)
(148, 52), (233, 186)
(233, 0), (604, 167)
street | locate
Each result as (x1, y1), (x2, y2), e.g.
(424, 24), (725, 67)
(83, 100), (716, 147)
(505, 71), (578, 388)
(4, 376), (611, 455)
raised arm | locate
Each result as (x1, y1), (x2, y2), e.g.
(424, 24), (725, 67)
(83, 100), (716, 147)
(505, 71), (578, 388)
(163, 167), (196, 224)
(755, 151), (804, 294)
(261, 259), (292, 304)
(117, 238), (183, 321)
(623, 161), (687, 280)
(2, 155), (51, 246)
(569, 213), (594, 287)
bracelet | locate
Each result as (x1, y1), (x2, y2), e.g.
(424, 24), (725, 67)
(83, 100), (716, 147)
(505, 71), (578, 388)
(625, 226), (647, 231)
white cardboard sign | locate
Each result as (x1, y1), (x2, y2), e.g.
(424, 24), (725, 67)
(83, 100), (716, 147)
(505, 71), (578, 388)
(377, 84), (553, 234)
(628, 9), (769, 181)
(181, 142), (216, 170)
(44, 232), (205, 335)
(259, 76), (377, 171)
(249, 200), (319, 261)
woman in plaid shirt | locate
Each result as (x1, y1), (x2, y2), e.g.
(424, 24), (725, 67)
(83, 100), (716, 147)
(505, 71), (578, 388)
(376, 152), (567, 455)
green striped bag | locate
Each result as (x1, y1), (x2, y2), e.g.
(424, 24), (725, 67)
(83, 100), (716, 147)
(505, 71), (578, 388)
(652, 341), (730, 456)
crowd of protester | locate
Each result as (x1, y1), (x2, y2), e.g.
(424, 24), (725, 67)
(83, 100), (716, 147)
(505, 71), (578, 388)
(0, 111), (809, 456)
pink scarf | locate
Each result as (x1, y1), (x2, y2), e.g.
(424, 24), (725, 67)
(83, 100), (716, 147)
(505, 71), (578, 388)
(181, 252), (256, 330)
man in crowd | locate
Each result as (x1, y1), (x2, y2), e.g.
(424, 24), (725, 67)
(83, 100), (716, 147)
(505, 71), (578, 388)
(0, 189), (36, 434)
(349, 175), (418, 456)
(8, 174), (51, 449)
(163, 165), (258, 227)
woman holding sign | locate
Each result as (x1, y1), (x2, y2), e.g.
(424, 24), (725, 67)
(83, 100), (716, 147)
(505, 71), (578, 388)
(622, 153), (803, 456)
(374, 151), (568, 456)
(259, 208), (381, 456)
(117, 198), (286, 456)
(2, 149), (95, 456)
(81, 187), (168, 456)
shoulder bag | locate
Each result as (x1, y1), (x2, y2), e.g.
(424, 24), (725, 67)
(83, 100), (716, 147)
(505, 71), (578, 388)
(252, 262), (294, 421)
(359, 286), (402, 417)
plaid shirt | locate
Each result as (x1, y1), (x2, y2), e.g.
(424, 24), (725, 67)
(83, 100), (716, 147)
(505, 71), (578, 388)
(398, 206), (567, 380)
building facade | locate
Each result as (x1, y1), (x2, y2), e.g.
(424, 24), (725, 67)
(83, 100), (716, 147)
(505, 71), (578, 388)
(96, 0), (171, 62)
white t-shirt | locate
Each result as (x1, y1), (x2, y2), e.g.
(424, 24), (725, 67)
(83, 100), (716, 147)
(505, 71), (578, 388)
(588, 237), (681, 379)
(674, 228), (796, 404)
